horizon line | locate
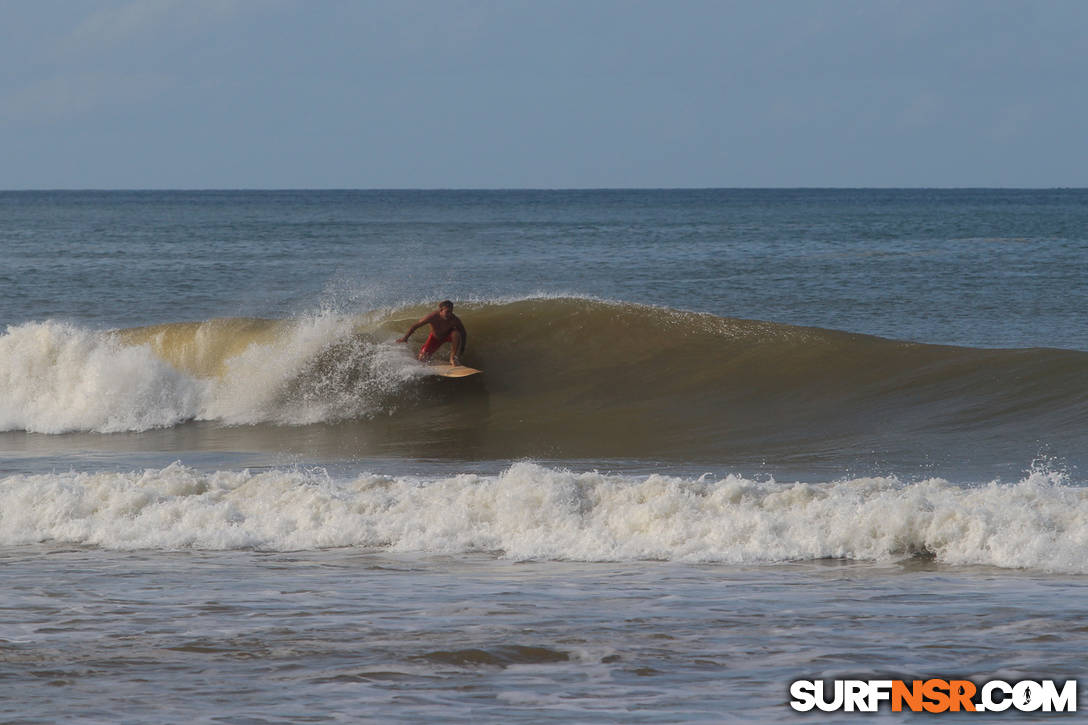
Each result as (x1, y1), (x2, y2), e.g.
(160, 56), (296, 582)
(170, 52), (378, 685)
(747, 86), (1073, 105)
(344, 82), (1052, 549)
(3, 186), (1087, 193)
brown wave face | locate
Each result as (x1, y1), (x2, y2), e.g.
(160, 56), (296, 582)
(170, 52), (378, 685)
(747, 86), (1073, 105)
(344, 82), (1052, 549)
(117, 299), (1088, 469)
(375, 298), (1088, 467)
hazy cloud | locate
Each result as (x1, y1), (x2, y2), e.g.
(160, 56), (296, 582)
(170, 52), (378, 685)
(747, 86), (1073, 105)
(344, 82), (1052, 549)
(58, 0), (244, 56)
(2, 0), (248, 125)
(3, 70), (166, 123)
(61, 0), (181, 53)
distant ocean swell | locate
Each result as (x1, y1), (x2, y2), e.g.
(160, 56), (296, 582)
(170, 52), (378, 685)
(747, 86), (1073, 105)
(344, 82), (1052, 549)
(1, 297), (1086, 458)
(0, 461), (1084, 572)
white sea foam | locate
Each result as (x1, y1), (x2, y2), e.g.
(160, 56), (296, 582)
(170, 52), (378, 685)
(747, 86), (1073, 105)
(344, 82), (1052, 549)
(0, 318), (421, 433)
(2, 462), (1084, 572)
(0, 321), (206, 433)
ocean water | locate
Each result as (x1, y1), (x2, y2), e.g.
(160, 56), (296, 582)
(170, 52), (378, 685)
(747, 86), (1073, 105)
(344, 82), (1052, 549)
(1, 189), (1086, 722)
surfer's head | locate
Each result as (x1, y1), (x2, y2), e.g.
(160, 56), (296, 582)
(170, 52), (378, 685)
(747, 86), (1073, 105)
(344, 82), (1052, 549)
(438, 300), (454, 318)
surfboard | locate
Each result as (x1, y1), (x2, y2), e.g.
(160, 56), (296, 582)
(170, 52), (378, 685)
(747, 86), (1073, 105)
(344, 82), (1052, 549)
(429, 364), (482, 378)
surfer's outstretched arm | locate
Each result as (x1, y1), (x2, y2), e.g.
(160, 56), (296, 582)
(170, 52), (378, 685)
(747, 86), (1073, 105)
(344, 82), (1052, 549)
(396, 313), (436, 343)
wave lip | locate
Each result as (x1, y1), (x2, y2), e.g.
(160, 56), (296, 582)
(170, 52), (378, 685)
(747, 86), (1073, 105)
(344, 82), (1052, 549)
(2, 462), (1084, 574)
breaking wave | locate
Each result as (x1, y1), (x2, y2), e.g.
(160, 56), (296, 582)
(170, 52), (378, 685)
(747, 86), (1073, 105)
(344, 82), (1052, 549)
(1, 461), (1085, 573)
(1, 298), (1086, 462)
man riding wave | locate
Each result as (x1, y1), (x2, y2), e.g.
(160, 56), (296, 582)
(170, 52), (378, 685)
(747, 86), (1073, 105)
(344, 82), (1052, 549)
(397, 300), (467, 366)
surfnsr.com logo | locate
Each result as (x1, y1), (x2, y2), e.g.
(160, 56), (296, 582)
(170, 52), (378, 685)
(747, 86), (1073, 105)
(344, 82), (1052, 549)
(789, 679), (1078, 713)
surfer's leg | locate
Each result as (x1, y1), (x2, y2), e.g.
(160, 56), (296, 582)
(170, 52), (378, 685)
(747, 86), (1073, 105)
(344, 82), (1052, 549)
(419, 332), (455, 362)
(418, 332), (441, 361)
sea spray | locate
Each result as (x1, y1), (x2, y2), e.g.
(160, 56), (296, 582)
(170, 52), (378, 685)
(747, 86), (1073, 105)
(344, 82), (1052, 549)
(195, 313), (422, 425)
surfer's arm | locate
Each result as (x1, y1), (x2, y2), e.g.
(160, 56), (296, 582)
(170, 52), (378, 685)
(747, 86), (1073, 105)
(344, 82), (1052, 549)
(396, 313), (436, 343)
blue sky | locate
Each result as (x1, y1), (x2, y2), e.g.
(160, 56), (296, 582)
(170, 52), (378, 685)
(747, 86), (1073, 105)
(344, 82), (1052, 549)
(2, 0), (1084, 188)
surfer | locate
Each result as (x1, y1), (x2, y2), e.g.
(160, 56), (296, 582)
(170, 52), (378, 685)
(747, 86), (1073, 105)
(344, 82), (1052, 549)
(397, 300), (467, 365)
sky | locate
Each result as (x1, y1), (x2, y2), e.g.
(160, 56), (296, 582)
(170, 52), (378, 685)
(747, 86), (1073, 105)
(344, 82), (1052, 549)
(1, 0), (1085, 189)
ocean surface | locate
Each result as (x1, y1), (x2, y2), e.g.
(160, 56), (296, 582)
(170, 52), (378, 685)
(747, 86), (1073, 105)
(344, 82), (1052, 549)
(1, 189), (1086, 722)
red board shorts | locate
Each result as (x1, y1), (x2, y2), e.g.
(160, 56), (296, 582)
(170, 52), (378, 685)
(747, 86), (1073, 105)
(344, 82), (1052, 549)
(419, 331), (453, 358)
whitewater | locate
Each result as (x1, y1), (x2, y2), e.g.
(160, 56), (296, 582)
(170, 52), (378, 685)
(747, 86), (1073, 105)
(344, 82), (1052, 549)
(0, 315), (402, 433)
(2, 461), (1085, 572)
